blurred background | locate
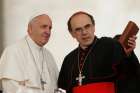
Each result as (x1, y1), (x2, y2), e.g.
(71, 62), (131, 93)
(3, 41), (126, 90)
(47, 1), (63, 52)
(0, 0), (140, 69)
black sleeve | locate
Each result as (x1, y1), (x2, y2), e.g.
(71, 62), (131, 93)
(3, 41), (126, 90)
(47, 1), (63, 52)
(113, 35), (140, 76)
(112, 39), (126, 64)
(58, 57), (68, 90)
(58, 56), (73, 93)
(100, 37), (126, 64)
(115, 51), (140, 93)
(117, 51), (140, 77)
(125, 51), (140, 76)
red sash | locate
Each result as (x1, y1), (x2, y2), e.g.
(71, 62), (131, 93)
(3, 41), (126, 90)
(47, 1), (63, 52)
(72, 82), (115, 93)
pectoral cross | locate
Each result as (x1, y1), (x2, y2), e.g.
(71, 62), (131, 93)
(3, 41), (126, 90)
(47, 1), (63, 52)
(41, 78), (46, 90)
(76, 72), (85, 86)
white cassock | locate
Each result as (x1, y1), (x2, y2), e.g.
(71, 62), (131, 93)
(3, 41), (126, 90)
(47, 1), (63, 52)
(0, 35), (59, 93)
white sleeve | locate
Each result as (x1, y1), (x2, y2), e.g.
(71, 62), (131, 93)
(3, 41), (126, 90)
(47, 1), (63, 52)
(2, 79), (35, 93)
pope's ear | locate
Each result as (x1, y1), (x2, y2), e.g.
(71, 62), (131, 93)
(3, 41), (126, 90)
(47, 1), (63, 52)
(27, 24), (32, 35)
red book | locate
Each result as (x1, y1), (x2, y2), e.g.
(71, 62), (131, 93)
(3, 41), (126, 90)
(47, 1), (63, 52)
(119, 21), (139, 49)
(72, 82), (115, 93)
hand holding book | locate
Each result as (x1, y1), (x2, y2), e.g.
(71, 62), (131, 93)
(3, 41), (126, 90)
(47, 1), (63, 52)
(119, 21), (139, 55)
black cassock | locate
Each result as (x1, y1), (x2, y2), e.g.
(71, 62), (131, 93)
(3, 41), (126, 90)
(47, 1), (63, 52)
(114, 35), (140, 93)
(58, 36), (140, 93)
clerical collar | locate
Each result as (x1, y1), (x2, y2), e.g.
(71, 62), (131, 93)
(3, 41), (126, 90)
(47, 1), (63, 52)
(25, 35), (42, 50)
(79, 36), (97, 52)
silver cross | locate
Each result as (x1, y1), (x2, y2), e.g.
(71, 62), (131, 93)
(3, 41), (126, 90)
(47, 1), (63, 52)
(76, 72), (85, 86)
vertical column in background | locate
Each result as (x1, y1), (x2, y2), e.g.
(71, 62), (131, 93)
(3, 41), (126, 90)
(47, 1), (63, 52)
(0, 0), (4, 56)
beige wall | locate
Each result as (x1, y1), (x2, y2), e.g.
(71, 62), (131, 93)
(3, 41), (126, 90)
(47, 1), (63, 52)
(2, 0), (140, 69)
